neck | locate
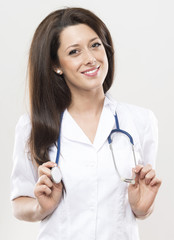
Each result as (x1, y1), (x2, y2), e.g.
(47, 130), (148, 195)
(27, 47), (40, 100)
(68, 89), (105, 116)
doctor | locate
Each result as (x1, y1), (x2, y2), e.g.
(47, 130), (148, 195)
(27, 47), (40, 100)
(11, 7), (161, 240)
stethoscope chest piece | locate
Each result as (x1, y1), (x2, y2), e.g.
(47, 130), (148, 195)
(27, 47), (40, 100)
(51, 166), (62, 184)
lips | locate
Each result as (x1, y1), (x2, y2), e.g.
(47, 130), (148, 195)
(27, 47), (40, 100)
(81, 66), (100, 76)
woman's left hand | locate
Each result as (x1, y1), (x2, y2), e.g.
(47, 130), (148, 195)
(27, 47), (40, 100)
(128, 164), (162, 219)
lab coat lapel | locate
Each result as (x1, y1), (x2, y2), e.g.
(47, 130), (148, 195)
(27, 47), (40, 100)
(61, 95), (117, 148)
(93, 106), (115, 151)
(61, 109), (92, 145)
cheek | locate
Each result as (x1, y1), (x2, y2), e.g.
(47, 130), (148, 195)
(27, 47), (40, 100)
(104, 55), (109, 68)
(102, 53), (109, 73)
(99, 49), (108, 66)
(61, 59), (81, 74)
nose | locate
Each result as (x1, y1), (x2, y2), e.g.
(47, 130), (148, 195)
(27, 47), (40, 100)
(83, 49), (96, 66)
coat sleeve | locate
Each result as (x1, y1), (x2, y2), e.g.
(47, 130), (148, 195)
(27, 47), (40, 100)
(141, 110), (158, 168)
(124, 103), (158, 168)
(10, 114), (38, 200)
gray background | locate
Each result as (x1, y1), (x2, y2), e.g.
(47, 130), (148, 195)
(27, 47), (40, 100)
(0, 0), (173, 239)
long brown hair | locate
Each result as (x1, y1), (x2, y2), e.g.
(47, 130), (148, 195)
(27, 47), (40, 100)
(28, 7), (115, 165)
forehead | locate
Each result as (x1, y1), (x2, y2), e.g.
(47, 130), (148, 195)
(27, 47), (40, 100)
(59, 24), (99, 48)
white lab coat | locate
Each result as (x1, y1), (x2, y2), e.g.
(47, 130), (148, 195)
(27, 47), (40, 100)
(11, 94), (158, 240)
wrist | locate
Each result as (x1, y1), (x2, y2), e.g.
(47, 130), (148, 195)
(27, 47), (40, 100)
(12, 197), (50, 222)
(132, 205), (154, 219)
(34, 201), (50, 221)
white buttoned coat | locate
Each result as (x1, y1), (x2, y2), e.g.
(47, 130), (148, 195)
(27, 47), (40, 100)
(11, 94), (158, 240)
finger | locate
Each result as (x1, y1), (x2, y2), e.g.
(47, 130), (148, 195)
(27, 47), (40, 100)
(42, 161), (57, 168)
(150, 177), (162, 187)
(38, 166), (51, 178)
(38, 162), (57, 178)
(132, 165), (150, 186)
(131, 168), (139, 187)
(144, 169), (156, 185)
(37, 175), (53, 189)
(132, 165), (143, 186)
(139, 164), (152, 180)
(34, 184), (52, 197)
(134, 165), (144, 174)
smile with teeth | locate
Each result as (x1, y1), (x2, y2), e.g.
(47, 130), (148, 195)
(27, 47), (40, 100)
(82, 66), (100, 76)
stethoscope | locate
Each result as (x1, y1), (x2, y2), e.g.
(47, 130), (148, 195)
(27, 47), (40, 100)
(51, 112), (137, 185)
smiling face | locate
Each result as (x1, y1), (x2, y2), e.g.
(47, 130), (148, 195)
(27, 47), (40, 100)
(57, 24), (109, 95)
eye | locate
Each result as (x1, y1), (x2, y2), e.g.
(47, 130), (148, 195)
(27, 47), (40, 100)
(69, 49), (79, 55)
(92, 42), (102, 48)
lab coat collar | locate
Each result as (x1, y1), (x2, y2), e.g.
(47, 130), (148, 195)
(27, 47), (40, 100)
(61, 94), (118, 151)
(104, 93), (117, 115)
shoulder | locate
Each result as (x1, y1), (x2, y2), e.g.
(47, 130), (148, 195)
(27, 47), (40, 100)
(15, 113), (31, 139)
(16, 113), (31, 127)
(118, 101), (156, 120)
(118, 102), (157, 129)
(106, 93), (157, 128)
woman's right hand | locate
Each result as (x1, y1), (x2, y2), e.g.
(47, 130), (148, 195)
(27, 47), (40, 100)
(34, 161), (63, 219)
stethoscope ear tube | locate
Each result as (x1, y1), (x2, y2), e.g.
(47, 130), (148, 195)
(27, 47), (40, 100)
(55, 113), (64, 165)
(108, 113), (137, 184)
(51, 113), (67, 195)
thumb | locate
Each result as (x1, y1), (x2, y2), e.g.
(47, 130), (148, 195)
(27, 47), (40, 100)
(131, 168), (139, 187)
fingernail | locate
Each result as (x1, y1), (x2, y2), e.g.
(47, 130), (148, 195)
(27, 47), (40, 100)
(146, 179), (149, 185)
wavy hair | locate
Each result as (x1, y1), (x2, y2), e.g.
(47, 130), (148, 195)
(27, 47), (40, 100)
(28, 7), (115, 165)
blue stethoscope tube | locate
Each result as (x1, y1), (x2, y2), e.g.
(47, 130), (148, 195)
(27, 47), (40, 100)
(55, 113), (64, 165)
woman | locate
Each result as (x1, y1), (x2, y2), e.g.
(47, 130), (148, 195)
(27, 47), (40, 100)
(11, 7), (161, 239)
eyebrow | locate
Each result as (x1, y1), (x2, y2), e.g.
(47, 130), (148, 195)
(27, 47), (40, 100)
(65, 37), (100, 51)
